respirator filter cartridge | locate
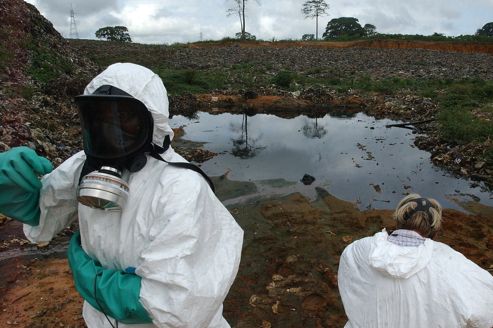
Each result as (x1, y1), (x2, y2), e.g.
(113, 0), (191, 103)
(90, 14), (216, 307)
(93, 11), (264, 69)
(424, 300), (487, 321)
(77, 166), (129, 211)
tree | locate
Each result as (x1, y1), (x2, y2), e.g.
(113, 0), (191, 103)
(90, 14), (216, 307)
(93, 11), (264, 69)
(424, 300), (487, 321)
(476, 22), (493, 37)
(302, 0), (329, 40)
(302, 117), (327, 139)
(363, 23), (377, 37)
(302, 34), (315, 41)
(235, 32), (256, 40)
(323, 17), (365, 39)
(231, 114), (261, 158)
(227, 0), (260, 40)
(95, 26), (132, 42)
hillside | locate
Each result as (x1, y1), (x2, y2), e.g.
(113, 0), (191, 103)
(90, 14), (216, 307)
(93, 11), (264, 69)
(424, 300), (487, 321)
(0, 0), (97, 163)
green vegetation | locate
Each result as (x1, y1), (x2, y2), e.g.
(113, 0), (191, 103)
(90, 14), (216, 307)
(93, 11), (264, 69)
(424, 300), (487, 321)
(323, 17), (367, 39)
(360, 34), (493, 43)
(327, 77), (493, 145)
(95, 26), (132, 42)
(28, 45), (74, 85)
(272, 70), (297, 88)
(154, 68), (227, 94)
(435, 80), (493, 144)
(476, 22), (493, 37)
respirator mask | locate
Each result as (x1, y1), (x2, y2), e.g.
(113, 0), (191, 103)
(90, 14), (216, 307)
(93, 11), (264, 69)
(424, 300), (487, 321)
(75, 85), (154, 211)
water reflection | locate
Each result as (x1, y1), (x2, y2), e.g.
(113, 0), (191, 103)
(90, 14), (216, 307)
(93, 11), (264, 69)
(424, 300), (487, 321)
(302, 117), (327, 139)
(171, 112), (493, 211)
(230, 113), (263, 159)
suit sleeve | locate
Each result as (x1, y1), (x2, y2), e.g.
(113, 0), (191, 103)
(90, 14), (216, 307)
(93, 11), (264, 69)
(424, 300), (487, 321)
(23, 151), (86, 243)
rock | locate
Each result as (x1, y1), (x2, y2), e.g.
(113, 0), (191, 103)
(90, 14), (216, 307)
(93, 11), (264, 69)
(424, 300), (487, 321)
(474, 161), (486, 170)
(301, 174), (315, 185)
(243, 90), (258, 99)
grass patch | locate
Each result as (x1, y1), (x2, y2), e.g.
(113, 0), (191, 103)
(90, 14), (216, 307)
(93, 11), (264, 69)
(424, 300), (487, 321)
(28, 44), (74, 85)
(272, 70), (297, 88)
(438, 109), (493, 143)
(435, 80), (493, 144)
(155, 68), (226, 94)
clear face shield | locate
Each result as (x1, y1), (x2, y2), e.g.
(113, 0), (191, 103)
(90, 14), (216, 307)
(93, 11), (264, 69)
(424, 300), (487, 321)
(75, 94), (153, 211)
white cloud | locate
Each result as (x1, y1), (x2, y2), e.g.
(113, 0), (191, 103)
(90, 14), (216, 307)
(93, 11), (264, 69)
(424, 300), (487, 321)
(25, 0), (493, 43)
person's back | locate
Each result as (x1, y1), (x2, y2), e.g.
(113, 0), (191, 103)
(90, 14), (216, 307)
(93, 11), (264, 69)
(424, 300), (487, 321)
(338, 194), (493, 328)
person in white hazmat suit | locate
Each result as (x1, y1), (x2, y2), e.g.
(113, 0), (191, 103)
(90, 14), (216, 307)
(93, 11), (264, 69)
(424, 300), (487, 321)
(338, 193), (493, 328)
(0, 63), (244, 328)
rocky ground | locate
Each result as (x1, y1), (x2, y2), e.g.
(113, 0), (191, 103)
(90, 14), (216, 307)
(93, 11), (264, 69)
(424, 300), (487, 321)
(1, 0), (493, 327)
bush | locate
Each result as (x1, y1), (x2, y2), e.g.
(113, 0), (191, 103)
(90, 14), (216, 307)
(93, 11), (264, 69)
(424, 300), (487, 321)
(302, 34), (315, 41)
(272, 71), (296, 88)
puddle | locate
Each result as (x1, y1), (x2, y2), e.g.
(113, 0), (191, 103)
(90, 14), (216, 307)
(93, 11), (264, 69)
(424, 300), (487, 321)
(171, 111), (493, 211)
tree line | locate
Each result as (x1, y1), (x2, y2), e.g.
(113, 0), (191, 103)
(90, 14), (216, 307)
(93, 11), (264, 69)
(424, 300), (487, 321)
(92, 0), (493, 43)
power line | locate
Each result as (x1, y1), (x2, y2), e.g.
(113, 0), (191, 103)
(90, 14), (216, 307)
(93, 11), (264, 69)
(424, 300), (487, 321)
(69, 4), (79, 39)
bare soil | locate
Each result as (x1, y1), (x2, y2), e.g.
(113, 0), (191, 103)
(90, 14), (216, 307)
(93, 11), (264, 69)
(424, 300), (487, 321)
(1, 183), (492, 328)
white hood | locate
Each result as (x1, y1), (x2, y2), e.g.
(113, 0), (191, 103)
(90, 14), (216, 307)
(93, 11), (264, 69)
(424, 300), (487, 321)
(83, 62), (174, 145)
(369, 231), (433, 278)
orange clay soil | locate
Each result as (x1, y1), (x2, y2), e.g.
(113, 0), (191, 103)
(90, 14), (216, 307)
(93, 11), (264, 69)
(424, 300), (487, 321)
(1, 191), (492, 328)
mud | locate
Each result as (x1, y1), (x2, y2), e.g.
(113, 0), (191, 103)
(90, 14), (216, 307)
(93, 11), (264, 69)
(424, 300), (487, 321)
(1, 177), (492, 327)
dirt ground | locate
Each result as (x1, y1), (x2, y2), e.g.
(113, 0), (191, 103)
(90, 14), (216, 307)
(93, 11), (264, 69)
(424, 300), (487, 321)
(191, 39), (493, 55)
(1, 182), (492, 328)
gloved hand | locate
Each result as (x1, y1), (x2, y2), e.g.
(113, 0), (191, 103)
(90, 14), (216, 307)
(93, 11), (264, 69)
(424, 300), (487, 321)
(0, 146), (53, 226)
(67, 231), (152, 324)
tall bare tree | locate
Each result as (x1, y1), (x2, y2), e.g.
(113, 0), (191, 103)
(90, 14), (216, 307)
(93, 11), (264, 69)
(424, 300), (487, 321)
(302, 0), (329, 40)
(227, 0), (259, 39)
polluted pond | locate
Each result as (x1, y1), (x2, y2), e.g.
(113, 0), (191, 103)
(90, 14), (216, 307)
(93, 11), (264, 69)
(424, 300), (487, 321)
(1, 111), (493, 327)
(171, 111), (493, 210)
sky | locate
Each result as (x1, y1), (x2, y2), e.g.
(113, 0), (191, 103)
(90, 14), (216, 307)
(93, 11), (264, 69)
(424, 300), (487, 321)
(25, 0), (493, 44)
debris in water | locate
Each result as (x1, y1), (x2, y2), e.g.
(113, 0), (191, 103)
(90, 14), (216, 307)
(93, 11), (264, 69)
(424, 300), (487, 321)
(301, 174), (315, 185)
(371, 184), (382, 193)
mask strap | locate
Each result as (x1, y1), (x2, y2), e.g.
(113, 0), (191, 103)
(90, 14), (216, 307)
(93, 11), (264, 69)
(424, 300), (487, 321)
(152, 135), (171, 154)
(149, 143), (215, 193)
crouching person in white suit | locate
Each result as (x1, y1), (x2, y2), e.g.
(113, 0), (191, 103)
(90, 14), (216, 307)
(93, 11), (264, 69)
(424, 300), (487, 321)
(338, 193), (493, 328)
(0, 63), (244, 328)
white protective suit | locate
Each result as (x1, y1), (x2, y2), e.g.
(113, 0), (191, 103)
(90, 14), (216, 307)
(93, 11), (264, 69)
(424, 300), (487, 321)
(338, 230), (493, 328)
(23, 63), (244, 328)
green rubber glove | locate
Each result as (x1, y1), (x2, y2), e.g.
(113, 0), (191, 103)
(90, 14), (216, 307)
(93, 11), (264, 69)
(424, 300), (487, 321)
(67, 231), (152, 324)
(0, 146), (53, 225)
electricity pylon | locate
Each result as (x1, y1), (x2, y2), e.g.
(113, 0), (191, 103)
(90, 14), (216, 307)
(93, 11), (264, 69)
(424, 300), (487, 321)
(69, 4), (79, 39)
